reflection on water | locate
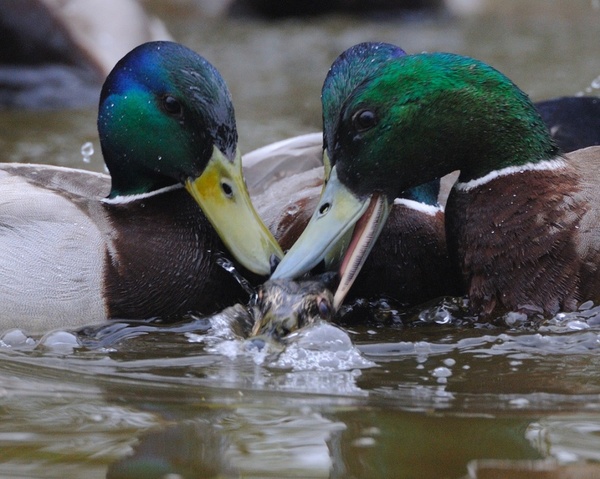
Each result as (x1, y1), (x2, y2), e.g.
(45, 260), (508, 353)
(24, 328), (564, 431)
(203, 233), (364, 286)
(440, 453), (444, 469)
(2, 302), (600, 478)
(1, 0), (600, 477)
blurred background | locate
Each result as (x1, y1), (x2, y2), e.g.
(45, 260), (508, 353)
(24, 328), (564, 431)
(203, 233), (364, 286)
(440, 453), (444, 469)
(0, 0), (599, 170)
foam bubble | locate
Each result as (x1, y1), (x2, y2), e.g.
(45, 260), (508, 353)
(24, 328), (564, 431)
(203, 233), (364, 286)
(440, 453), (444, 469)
(274, 322), (376, 372)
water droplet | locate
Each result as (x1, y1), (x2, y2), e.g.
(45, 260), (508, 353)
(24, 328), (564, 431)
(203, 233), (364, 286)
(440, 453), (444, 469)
(591, 75), (600, 90)
(81, 141), (94, 164)
(443, 358), (456, 367)
(434, 310), (452, 324)
(352, 437), (377, 447)
(37, 330), (80, 353)
(286, 204), (300, 215)
(432, 366), (452, 378)
(216, 256), (256, 296)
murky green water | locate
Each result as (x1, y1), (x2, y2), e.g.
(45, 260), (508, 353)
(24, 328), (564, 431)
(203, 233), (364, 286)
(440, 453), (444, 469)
(1, 1), (600, 478)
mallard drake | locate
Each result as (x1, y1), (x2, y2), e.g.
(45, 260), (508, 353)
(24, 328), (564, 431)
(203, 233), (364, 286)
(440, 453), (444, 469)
(0, 41), (283, 332)
(272, 49), (600, 319)
(248, 132), (458, 307)
(258, 43), (599, 310)
(248, 43), (460, 306)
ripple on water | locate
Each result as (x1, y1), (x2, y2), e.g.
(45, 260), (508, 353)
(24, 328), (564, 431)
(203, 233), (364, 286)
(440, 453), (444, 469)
(1, 296), (600, 412)
(358, 300), (600, 361)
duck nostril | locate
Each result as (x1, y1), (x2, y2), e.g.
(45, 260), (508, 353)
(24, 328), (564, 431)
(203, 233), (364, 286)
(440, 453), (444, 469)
(221, 181), (233, 198)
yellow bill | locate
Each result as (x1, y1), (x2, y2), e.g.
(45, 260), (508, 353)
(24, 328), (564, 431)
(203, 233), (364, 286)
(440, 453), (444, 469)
(186, 146), (283, 276)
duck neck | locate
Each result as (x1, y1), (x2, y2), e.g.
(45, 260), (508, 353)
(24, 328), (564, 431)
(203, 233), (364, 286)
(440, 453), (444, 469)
(103, 148), (178, 199)
(447, 84), (561, 183)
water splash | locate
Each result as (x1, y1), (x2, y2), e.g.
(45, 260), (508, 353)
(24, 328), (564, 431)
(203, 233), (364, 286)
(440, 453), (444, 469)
(273, 322), (376, 371)
(80, 141), (94, 164)
(0, 329), (36, 348)
(216, 255), (256, 296)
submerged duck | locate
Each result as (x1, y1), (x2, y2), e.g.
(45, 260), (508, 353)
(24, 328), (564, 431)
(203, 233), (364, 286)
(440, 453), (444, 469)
(0, 41), (282, 332)
(249, 272), (337, 341)
(272, 49), (600, 319)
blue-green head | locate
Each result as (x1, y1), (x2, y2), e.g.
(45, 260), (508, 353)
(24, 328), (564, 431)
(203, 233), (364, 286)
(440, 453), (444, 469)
(321, 42), (406, 169)
(321, 42), (439, 208)
(97, 41), (282, 275)
(98, 41), (236, 197)
(332, 52), (558, 196)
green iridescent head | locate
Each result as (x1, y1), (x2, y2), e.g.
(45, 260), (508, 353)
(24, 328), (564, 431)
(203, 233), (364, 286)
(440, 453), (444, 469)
(321, 42), (406, 170)
(321, 42), (442, 207)
(332, 52), (559, 196)
(98, 41), (236, 197)
(97, 41), (282, 275)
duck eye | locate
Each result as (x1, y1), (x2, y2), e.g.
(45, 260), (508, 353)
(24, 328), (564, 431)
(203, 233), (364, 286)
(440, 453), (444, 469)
(318, 298), (331, 319)
(162, 95), (182, 116)
(352, 109), (377, 132)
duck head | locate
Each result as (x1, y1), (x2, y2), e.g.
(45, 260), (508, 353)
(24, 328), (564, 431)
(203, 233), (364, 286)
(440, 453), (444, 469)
(273, 50), (558, 306)
(97, 41), (283, 275)
(249, 272), (337, 341)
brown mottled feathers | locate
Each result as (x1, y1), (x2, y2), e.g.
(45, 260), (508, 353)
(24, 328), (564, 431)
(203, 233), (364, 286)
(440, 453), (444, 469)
(446, 146), (600, 317)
